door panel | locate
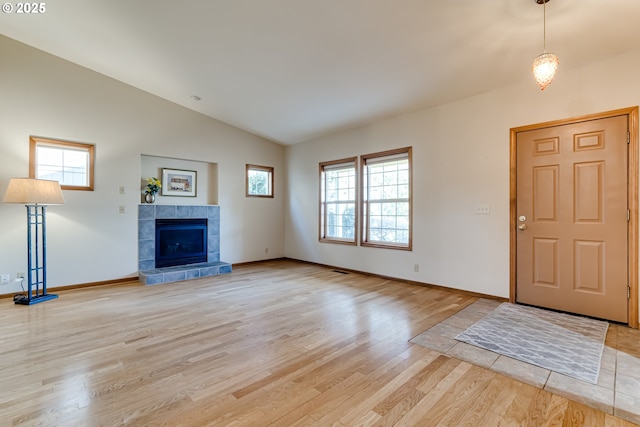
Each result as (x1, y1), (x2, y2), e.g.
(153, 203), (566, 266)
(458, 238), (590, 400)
(533, 238), (558, 287)
(533, 165), (558, 221)
(574, 162), (603, 222)
(574, 240), (604, 293)
(516, 115), (628, 322)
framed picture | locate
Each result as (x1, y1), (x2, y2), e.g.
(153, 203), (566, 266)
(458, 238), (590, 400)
(162, 168), (197, 197)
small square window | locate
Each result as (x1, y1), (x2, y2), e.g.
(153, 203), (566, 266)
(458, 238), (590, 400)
(246, 164), (274, 197)
(29, 136), (95, 191)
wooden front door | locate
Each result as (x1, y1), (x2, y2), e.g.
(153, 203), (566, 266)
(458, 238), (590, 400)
(515, 114), (629, 323)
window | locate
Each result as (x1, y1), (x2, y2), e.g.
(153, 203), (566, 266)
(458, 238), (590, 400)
(361, 147), (412, 250)
(29, 136), (95, 191)
(319, 158), (357, 244)
(246, 164), (273, 197)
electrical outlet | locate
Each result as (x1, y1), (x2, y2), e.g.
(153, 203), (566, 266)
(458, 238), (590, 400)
(119, 205), (126, 214)
(265, 248), (269, 254)
(119, 186), (126, 195)
(414, 264), (419, 273)
(475, 204), (491, 215)
(17, 272), (24, 279)
(1, 274), (10, 284)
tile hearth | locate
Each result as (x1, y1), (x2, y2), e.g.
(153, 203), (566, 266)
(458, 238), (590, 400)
(138, 204), (231, 285)
(139, 261), (232, 286)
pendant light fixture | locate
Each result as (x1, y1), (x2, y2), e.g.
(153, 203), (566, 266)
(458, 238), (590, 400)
(532, 0), (559, 90)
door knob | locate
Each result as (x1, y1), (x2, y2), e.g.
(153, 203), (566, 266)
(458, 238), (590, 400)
(518, 224), (527, 230)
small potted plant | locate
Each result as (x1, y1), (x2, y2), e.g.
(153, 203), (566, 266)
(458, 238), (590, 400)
(144, 177), (161, 203)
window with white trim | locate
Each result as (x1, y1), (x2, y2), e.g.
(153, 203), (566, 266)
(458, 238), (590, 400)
(361, 147), (412, 249)
(29, 136), (95, 191)
(319, 158), (357, 244)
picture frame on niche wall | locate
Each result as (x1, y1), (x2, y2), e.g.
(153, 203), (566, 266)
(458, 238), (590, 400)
(162, 168), (197, 197)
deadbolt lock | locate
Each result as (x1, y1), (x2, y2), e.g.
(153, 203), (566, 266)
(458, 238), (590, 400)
(518, 215), (526, 222)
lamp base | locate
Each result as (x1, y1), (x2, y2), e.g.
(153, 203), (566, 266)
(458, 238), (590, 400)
(14, 293), (59, 305)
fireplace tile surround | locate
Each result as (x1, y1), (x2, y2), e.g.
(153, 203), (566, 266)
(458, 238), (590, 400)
(138, 205), (231, 285)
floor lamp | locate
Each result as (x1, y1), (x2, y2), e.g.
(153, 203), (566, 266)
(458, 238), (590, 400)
(2, 178), (65, 305)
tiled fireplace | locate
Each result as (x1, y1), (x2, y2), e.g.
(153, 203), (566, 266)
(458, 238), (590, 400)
(138, 205), (231, 285)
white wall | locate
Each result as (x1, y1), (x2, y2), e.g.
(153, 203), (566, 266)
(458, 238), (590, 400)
(0, 35), (285, 293)
(285, 49), (640, 304)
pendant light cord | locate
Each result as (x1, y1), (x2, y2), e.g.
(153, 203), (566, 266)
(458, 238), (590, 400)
(543, 0), (547, 52)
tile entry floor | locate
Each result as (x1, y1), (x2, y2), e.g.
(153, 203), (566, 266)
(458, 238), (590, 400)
(410, 299), (640, 425)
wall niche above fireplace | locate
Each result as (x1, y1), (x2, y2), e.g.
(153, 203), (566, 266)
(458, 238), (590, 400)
(140, 154), (218, 205)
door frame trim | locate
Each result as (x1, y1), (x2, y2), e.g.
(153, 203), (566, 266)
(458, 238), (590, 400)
(509, 106), (639, 328)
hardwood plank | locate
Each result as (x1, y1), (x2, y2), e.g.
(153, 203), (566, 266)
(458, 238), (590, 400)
(525, 389), (570, 426)
(320, 347), (433, 425)
(605, 414), (640, 427)
(475, 376), (525, 425)
(0, 259), (636, 426)
(372, 354), (451, 417)
(312, 351), (440, 426)
(451, 373), (515, 427)
(394, 361), (474, 426)
(563, 401), (606, 427)
(418, 364), (496, 426)
(499, 381), (541, 426)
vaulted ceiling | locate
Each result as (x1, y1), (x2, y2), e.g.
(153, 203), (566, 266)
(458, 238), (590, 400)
(2, 0), (639, 144)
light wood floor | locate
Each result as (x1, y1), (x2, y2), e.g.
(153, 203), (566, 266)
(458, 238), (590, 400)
(0, 259), (637, 426)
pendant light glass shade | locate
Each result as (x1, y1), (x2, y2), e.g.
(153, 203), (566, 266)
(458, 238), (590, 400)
(532, 0), (558, 90)
(532, 52), (559, 90)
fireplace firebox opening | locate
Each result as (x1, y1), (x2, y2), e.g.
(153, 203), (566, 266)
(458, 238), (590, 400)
(155, 218), (207, 268)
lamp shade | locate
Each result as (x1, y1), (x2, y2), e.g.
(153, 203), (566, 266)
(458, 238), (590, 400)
(2, 178), (65, 205)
